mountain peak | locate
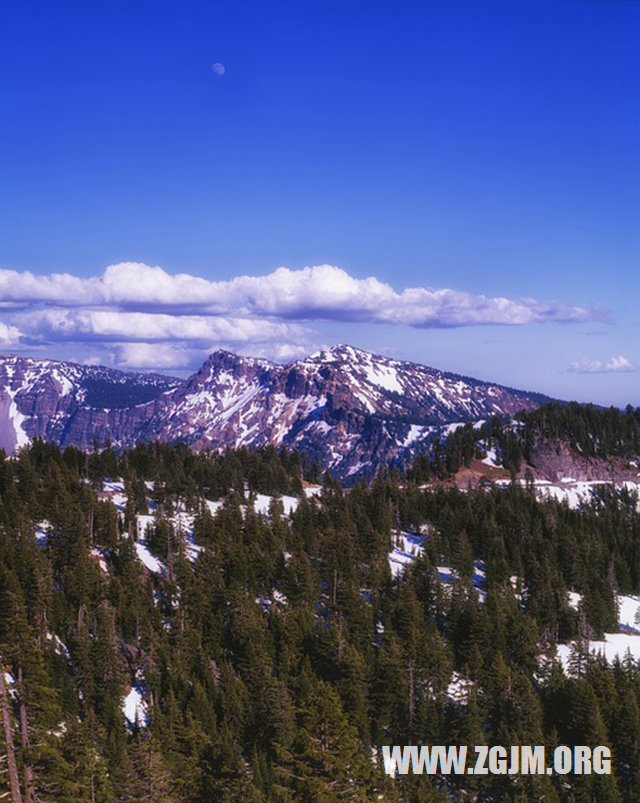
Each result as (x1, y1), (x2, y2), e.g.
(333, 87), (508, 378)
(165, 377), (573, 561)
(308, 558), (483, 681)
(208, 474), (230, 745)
(201, 349), (274, 371)
(306, 343), (380, 364)
(0, 347), (553, 480)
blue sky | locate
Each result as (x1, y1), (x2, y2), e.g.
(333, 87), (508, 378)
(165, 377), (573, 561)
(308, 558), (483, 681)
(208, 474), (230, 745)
(1, 0), (639, 405)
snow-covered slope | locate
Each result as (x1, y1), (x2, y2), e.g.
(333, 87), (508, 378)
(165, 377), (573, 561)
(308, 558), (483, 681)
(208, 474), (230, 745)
(0, 355), (179, 453)
(0, 346), (550, 479)
(146, 346), (548, 479)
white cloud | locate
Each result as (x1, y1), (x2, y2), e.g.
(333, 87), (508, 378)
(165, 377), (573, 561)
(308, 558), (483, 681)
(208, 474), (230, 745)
(0, 261), (607, 371)
(233, 266), (600, 326)
(236, 342), (312, 362)
(16, 308), (307, 345)
(82, 355), (103, 366)
(0, 262), (602, 327)
(0, 321), (22, 347)
(0, 269), (97, 305)
(11, 307), (309, 371)
(114, 343), (199, 370)
(568, 355), (636, 374)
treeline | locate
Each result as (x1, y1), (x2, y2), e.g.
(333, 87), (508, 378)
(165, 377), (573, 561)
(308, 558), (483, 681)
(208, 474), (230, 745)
(38, 437), (315, 503)
(408, 401), (640, 482)
(0, 441), (639, 800)
(516, 402), (640, 460)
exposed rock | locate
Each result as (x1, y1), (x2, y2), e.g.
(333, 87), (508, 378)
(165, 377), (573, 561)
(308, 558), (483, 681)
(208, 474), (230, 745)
(0, 346), (552, 480)
(527, 439), (640, 484)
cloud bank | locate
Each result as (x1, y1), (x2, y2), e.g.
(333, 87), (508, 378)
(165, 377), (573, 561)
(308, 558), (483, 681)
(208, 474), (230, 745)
(568, 355), (635, 374)
(0, 262), (601, 325)
(0, 262), (606, 369)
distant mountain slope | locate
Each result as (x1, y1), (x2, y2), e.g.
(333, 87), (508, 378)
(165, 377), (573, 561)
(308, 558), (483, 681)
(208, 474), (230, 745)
(0, 355), (180, 452)
(0, 346), (552, 477)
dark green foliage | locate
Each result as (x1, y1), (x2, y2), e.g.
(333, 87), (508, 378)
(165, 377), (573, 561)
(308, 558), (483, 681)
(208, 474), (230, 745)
(0, 438), (639, 800)
(407, 402), (640, 482)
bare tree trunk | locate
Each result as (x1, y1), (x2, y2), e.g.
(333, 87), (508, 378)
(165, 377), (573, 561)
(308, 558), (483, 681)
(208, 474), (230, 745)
(88, 506), (94, 546)
(166, 523), (174, 585)
(407, 661), (415, 739)
(17, 667), (36, 803)
(77, 603), (86, 632)
(0, 670), (23, 803)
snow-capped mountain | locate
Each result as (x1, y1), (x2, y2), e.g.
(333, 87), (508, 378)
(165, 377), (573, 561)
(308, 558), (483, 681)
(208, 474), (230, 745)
(0, 346), (551, 478)
(0, 355), (180, 452)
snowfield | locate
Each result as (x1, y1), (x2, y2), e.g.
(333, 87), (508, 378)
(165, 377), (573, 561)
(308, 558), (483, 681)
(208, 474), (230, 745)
(492, 476), (640, 511)
(556, 593), (640, 670)
(557, 633), (640, 670)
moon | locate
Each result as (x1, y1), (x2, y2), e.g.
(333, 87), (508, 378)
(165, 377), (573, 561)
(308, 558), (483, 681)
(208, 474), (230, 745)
(212, 62), (226, 77)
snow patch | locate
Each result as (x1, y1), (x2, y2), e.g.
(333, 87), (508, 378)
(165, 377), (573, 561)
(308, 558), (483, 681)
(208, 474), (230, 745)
(46, 632), (72, 662)
(252, 493), (299, 516)
(135, 542), (164, 574)
(441, 422), (466, 436)
(402, 424), (432, 447)
(447, 672), (475, 704)
(557, 633), (640, 670)
(481, 447), (500, 468)
(204, 499), (224, 516)
(256, 588), (288, 612)
(618, 594), (640, 632)
(35, 520), (51, 544)
(363, 363), (403, 394)
(388, 532), (426, 578)
(123, 677), (149, 728)
(90, 547), (109, 573)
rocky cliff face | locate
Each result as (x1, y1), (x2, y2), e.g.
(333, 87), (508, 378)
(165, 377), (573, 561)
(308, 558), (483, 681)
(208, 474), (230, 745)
(0, 346), (551, 479)
(527, 439), (640, 484)
(0, 356), (180, 452)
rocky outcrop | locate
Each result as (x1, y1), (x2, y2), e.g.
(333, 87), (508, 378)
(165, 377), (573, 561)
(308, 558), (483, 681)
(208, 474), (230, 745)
(0, 346), (552, 480)
(527, 439), (640, 484)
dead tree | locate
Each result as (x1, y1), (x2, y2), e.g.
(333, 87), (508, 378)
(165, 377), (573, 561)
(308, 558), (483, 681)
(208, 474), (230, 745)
(0, 670), (22, 803)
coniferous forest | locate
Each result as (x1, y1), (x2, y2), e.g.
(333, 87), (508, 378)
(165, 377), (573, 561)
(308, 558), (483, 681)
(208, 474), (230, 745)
(1, 410), (640, 801)
(4, 0), (639, 798)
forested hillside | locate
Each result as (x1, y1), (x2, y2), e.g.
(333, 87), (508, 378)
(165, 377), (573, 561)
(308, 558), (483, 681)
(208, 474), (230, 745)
(0, 347), (550, 480)
(408, 401), (640, 482)
(1, 437), (640, 800)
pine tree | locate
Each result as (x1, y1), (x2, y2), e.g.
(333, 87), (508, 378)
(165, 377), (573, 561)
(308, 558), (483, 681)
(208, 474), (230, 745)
(274, 678), (372, 801)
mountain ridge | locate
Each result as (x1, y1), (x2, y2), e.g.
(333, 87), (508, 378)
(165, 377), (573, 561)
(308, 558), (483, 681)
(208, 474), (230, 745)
(0, 347), (554, 478)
